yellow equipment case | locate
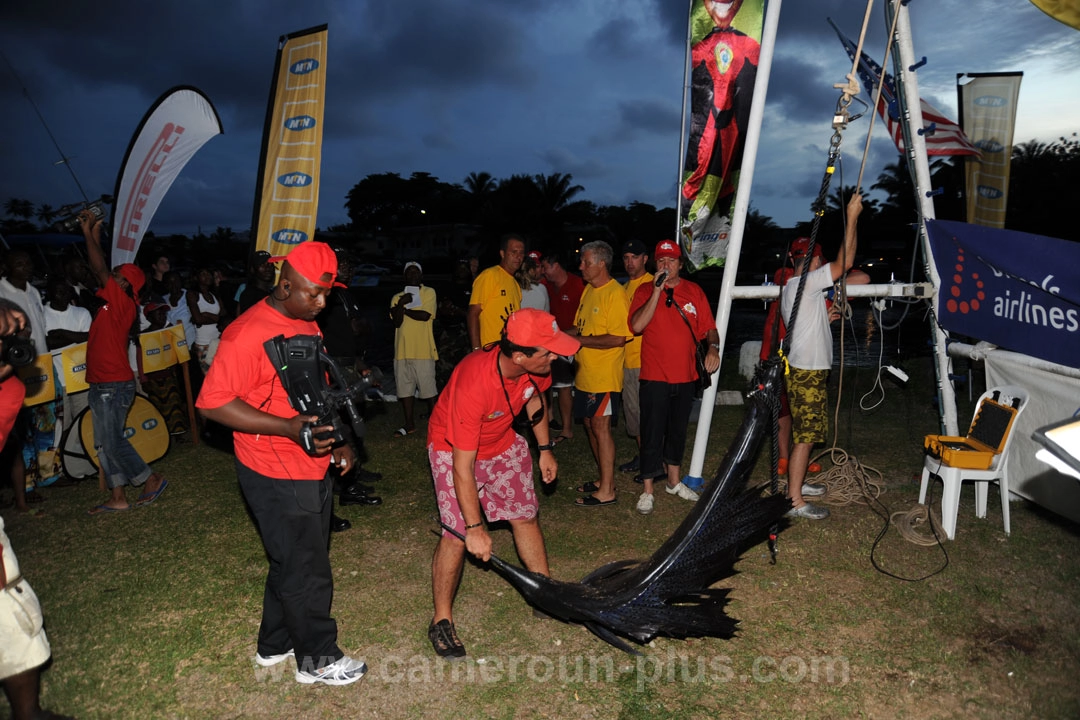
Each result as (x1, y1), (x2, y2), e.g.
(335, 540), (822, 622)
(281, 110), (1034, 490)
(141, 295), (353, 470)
(924, 396), (1019, 470)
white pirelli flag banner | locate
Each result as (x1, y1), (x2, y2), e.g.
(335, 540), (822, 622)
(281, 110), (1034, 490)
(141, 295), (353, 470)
(958, 72), (1023, 229)
(111, 86), (224, 265)
(252, 25), (328, 258)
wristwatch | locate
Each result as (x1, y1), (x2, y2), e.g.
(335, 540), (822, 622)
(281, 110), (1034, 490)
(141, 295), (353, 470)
(536, 442), (556, 452)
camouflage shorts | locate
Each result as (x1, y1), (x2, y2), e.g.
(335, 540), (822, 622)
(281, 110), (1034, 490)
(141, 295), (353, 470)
(786, 368), (828, 445)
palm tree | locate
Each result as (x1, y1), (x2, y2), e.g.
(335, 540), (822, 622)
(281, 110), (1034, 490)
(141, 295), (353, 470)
(464, 171), (496, 197)
(3, 198), (34, 220)
(533, 173), (584, 216)
(36, 203), (56, 228)
(1011, 139), (1050, 165)
(463, 171), (497, 224)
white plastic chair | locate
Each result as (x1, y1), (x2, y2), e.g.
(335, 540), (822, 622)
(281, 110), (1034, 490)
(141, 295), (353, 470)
(918, 385), (1029, 540)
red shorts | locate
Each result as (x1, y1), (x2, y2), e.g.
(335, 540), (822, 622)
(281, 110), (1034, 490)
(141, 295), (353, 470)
(429, 434), (537, 538)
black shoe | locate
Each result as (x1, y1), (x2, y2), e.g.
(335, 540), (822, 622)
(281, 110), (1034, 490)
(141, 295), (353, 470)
(330, 514), (352, 533)
(428, 619), (466, 659)
(356, 466), (382, 482)
(341, 482), (374, 499)
(340, 491), (382, 506)
(618, 455), (640, 473)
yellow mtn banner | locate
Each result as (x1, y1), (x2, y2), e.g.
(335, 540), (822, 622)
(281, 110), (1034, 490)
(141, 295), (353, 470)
(253, 25), (328, 258)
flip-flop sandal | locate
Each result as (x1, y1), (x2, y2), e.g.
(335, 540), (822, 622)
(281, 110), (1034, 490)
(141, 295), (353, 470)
(574, 495), (617, 507)
(135, 477), (169, 507)
(394, 427), (416, 437)
(576, 482), (600, 494)
(552, 435), (571, 446)
(88, 504), (130, 516)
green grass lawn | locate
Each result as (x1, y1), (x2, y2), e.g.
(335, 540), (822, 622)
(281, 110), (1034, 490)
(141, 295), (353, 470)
(5, 358), (1080, 719)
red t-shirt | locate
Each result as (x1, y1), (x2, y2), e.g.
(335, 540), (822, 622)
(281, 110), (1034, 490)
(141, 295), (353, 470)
(427, 348), (552, 460)
(760, 267), (794, 361)
(196, 300), (330, 480)
(629, 279), (715, 384)
(543, 273), (585, 331)
(0, 374), (26, 448)
(86, 278), (137, 384)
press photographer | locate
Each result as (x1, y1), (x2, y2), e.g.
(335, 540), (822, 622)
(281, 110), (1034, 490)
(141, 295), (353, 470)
(195, 241), (368, 687)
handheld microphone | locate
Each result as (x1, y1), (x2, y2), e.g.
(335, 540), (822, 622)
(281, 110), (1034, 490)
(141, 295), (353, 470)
(654, 271), (668, 288)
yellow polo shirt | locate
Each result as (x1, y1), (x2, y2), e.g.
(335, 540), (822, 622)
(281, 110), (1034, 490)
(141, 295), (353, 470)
(574, 278), (632, 393)
(470, 265), (521, 346)
(622, 272), (653, 370)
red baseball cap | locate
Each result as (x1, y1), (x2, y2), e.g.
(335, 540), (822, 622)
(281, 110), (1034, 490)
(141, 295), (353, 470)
(116, 264), (145, 295)
(504, 309), (581, 356)
(654, 239), (682, 261)
(269, 242), (345, 288)
(526, 250), (542, 263)
(789, 237), (823, 260)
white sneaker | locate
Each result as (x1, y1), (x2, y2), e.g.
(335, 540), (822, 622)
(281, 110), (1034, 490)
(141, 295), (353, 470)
(665, 482), (700, 502)
(801, 482), (826, 497)
(295, 655), (368, 685)
(254, 648), (295, 667)
(785, 502), (830, 520)
(636, 492), (654, 515)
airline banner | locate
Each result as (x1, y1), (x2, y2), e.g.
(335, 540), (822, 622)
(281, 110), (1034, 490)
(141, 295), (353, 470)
(958, 73), (1023, 228)
(680, 0), (763, 271)
(926, 219), (1080, 368)
(252, 25), (328, 258)
(111, 87), (224, 264)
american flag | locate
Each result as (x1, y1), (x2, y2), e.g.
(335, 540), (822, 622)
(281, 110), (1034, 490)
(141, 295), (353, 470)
(828, 19), (979, 157)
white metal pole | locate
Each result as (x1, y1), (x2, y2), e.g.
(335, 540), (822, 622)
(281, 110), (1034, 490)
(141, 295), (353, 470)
(892, 1), (959, 434)
(684, 0), (783, 486)
(675, 0), (695, 237)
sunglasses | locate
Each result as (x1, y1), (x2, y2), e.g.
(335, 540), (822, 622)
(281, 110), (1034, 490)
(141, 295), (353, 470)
(665, 287), (675, 308)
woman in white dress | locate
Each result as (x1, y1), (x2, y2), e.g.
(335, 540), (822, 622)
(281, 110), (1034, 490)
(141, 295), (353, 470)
(186, 267), (222, 374)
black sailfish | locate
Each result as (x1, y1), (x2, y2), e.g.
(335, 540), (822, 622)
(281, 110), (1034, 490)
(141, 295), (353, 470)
(444, 362), (791, 654)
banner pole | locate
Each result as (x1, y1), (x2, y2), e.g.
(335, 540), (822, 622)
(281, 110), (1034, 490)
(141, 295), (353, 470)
(891, 0), (959, 435)
(674, 0), (694, 239)
(685, 0), (782, 485)
(180, 360), (198, 445)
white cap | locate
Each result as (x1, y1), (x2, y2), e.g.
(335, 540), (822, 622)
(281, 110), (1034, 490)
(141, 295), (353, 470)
(404, 261), (422, 274)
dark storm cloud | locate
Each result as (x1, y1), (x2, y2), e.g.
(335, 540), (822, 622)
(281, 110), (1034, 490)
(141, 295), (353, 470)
(766, 54), (845, 120)
(2, 1), (1077, 236)
(537, 148), (609, 181)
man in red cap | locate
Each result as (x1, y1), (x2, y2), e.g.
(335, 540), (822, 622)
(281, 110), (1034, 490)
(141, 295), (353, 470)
(629, 239), (719, 515)
(779, 194), (868, 520)
(79, 211), (168, 515)
(426, 308), (579, 659)
(197, 241), (367, 686)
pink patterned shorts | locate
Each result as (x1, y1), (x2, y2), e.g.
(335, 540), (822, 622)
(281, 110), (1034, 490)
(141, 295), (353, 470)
(429, 435), (537, 538)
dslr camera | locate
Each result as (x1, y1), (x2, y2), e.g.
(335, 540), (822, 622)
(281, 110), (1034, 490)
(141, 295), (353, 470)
(54, 200), (105, 233)
(0, 335), (36, 368)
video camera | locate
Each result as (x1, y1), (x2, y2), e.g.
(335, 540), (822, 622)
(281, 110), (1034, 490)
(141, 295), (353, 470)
(263, 334), (370, 455)
(54, 200), (105, 233)
(0, 335), (37, 368)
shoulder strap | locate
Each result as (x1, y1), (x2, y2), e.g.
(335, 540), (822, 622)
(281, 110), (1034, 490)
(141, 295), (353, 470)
(667, 288), (699, 343)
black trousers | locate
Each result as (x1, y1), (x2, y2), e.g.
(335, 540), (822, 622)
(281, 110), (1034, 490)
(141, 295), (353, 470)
(638, 380), (696, 482)
(236, 459), (342, 671)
